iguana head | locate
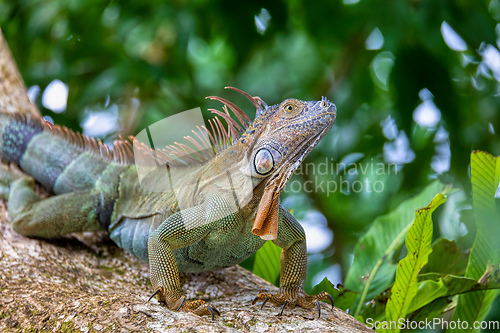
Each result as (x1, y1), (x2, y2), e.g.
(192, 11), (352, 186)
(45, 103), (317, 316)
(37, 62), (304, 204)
(238, 96), (337, 240)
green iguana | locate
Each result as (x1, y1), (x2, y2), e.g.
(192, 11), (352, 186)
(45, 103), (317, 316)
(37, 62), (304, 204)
(0, 87), (337, 319)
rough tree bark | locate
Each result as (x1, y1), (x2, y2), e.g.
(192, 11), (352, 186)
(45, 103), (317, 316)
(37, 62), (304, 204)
(0, 30), (39, 118)
(0, 29), (371, 332)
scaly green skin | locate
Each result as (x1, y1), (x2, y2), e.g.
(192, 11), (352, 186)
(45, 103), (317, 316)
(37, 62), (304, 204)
(0, 90), (336, 318)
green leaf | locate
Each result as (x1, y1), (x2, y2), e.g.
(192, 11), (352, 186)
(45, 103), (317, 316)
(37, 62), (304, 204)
(408, 277), (449, 315)
(362, 267), (500, 323)
(410, 268), (500, 314)
(420, 238), (469, 276)
(384, 193), (447, 333)
(450, 151), (500, 333)
(405, 298), (451, 331)
(252, 240), (281, 286)
(310, 277), (359, 311)
(346, 181), (450, 316)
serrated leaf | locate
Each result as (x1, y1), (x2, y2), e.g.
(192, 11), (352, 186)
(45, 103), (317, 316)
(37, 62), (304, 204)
(310, 277), (359, 311)
(346, 181), (449, 316)
(449, 151), (500, 333)
(252, 240), (281, 286)
(384, 193), (447, 333)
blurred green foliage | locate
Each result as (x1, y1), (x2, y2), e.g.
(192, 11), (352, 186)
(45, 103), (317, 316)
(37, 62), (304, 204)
(2, 0), (500, 326)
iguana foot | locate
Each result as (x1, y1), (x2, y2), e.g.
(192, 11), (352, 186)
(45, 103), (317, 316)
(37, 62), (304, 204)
(148, 287), (220, 320)
(252, 289), (334, 318)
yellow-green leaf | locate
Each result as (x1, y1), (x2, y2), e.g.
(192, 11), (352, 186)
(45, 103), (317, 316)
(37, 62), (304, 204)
(346, 181), (450, 316)
(383, 193), (447, 333)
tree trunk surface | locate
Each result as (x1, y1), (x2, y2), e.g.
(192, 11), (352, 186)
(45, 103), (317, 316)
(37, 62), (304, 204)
(0, 29), (40, 118)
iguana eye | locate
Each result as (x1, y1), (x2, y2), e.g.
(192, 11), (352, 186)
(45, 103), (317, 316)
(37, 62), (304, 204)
(254, 149), (274, 175)
(284, 104), (295, 112)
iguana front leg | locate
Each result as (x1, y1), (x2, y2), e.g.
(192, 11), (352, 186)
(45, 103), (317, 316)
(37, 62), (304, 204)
(252, 207), (334, 318)
(147, 196), (238, 319)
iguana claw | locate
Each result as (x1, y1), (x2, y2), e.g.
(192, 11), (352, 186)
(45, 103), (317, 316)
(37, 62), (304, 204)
(252, 290), (334, 318)
(175, 295), (186, 311)
(148, 287), (220, 320)
(326, 293), (334, 308)
(147, 288), (162, 302)
(205, 304), (220, 320)
(278, 300), (288, 316)
(316, 294), (334, 318)
(252, 295), (270, 309)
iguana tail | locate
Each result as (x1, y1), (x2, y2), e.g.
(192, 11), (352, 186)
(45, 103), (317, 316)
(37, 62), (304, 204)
(0, 112), (129, 194)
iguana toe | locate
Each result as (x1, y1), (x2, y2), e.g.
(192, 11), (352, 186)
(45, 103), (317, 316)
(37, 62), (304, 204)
(176, 298), (221, 320)
(191, 302), (220, 320)
(252, 290), (334, 318)
(148, 287), (220, 320)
